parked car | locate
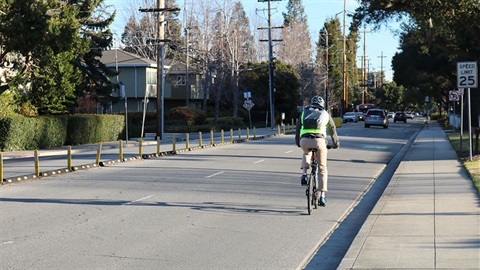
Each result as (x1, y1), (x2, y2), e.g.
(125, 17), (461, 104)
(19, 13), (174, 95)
(342, 112), (358, 123)
(405, 112), (414, 119)
(364, 108), (389, 128)
(394, 111), (407, 123)
(387, 112), (395, 119)
(355, 112), (365, 121)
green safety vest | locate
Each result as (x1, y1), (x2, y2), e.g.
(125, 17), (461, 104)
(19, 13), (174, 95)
(300, 107), (329, 138)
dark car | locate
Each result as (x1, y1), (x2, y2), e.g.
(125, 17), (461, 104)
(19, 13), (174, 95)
(364, 108), (389, 128)
(355, 112), (365, 121)
(394, 111), (407, 123)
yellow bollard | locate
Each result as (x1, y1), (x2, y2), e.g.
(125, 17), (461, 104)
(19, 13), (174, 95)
(238, 128), (241, 140)
(198, 132), (202, 147)
(119, 140), (124, 161)
(210, 130), (214, 145)
(138, 139), (143, 158)
(172, 135), (176, 152)
(0, 153), (3, 184)
(282, 124), (286, 134)
(96, 142), (102, 165)
(221, 130), (224, 144)
(34, 149), (40, 176)
(230, 129), (233, 143)
(67, 145), (72, 170)
(254, 127), (257, 139)
(277, 125), (281, 135)
(156, 136), (161, 155)
(95, 143), (102, 165)
(246, 128), (250, 140)
(186, 133), (189, 149)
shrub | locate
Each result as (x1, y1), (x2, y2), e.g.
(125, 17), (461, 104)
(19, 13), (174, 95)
(167, 107), (207, 126)
(66, 114), (124, 145)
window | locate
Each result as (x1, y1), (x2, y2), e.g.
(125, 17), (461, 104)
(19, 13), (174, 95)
(176, 75), (186, 85)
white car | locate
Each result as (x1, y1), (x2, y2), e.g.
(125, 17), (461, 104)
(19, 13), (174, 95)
(342, 112), (358, 123)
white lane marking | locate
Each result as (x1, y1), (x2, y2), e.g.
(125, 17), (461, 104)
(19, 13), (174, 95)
(285, 150), (294, 154)
(253, 159), (265, 164)
(2, 241), (14, 245)
(206, 171), (225, 178)
(122, 195), (154, 206)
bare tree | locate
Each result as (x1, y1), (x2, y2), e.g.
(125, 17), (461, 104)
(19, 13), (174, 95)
(277, 0), (312, 68)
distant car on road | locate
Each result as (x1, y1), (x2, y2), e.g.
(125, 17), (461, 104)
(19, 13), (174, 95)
(394, 111), (407, 123)
(343, 112), (358, 123)
(405, 112), (414, 119)
(355, 112), (365, 121)
(364, 108), (389, 128)
(387, 112), (395, 119)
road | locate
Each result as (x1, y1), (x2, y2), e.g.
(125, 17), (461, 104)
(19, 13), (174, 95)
(0, 119), (424, 269)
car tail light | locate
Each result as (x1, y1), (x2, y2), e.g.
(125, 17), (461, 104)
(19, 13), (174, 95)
(365, 114), (370, 118)
(380, 115), (385, 119)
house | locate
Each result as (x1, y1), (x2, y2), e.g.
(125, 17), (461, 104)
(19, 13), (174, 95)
(99, 49), (204, 114)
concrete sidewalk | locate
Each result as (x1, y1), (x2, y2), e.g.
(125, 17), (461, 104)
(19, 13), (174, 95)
(338, 122), (480, 269)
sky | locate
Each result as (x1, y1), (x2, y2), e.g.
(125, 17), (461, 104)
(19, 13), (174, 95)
(104, 0), (401, 81)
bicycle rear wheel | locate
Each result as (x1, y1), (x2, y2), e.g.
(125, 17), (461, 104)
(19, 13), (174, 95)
(307, 174), (313, 215)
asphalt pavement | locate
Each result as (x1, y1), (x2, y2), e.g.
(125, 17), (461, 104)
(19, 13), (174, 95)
(1, 123), (478, 269)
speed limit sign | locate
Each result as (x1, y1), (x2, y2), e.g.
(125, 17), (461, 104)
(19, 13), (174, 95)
(457, 61), (478, 88)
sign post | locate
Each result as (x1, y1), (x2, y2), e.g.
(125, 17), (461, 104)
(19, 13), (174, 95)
(457, 62), (477, 161)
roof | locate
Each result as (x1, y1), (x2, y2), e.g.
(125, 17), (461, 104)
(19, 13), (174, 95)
(100, 49), (159, 68)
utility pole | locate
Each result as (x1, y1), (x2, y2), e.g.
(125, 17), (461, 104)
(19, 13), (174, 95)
(258, 0), (282, 128)
(324, 29), (329, 109)
(362, 26), (371, 104)
(342, 0), (347, 114)
(185, 27), (189, 107)
(378, 51), (386, 87)
(139, 0), (179, 139)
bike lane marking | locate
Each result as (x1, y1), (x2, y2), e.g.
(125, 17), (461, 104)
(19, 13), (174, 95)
(122, 195), (154, 206)
(205, 171), (225, 178)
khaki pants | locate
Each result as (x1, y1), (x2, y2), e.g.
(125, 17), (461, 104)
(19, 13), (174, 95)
(300, 137), (328, 192)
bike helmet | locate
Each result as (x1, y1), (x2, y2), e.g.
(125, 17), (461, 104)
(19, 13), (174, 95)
(310, 96), (324, 108)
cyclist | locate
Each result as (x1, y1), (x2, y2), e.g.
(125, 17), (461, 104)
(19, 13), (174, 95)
(295, 96), (339, 206)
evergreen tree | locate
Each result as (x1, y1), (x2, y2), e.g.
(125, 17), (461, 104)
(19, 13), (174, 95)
(0, 0), (83, 114)
(0, 0), (117, 114)
(74, 0), (117, 110)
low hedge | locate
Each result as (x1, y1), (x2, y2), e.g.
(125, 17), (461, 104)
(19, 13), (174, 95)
(67, 114), (125, 145)
(0, 116), (67, 151)
(0, 114), (124, 151)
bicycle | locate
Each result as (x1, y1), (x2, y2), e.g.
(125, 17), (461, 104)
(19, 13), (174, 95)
(306, 146), (332, 215)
